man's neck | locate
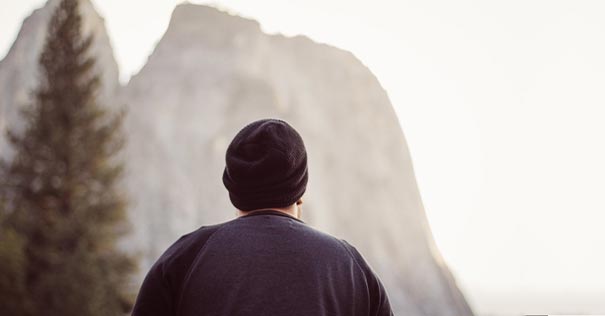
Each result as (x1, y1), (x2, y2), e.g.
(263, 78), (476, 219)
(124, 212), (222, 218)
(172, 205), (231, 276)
(237, 206), (299, 219)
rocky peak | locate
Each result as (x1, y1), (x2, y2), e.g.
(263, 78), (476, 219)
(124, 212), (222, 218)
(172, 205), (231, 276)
(167, 3), (261, 43)
(0, 2), (474, 315)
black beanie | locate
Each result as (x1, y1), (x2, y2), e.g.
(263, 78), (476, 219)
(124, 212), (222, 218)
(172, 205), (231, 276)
(222, 119), (308, 211)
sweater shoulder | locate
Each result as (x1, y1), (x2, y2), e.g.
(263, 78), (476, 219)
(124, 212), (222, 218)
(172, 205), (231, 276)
(293, 223), (366, 264)
(155, 222), (225, 271)
(336, 239), (374, 276)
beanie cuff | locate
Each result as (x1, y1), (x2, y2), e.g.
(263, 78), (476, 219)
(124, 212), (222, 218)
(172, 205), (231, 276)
(223, 164), (308, 211)
(229, 185), (307, 211)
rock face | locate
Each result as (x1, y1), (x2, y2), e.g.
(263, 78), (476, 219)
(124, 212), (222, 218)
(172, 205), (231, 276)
(0, 1), (473, 315)
(0, 0), (119, 157)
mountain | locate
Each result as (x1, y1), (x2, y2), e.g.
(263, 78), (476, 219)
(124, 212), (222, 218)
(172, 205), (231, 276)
(0, 1), (473, 315)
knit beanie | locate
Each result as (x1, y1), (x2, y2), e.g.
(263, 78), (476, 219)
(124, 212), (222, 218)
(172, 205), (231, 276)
(222, 119), (308, 211)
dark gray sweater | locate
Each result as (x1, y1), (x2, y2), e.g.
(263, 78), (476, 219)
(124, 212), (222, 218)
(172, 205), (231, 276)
(132, 210), (394, 316)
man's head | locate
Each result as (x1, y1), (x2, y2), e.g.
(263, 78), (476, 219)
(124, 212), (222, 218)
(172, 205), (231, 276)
(222, 119), (308, 214)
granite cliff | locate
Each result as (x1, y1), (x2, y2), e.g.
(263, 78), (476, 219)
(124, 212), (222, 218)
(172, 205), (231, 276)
(0, 1), (473, 315)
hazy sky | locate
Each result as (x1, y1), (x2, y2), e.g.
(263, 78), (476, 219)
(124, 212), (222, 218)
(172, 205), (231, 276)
(2, 0), (605, 314)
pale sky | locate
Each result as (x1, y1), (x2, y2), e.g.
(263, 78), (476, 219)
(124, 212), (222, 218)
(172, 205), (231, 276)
(2, 0), (605, 315)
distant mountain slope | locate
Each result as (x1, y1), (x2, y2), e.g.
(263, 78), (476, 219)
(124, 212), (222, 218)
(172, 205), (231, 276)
(0, 2), (473, 315)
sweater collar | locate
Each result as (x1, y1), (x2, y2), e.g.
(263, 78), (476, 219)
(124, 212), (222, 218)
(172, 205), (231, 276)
(239, 209), (305, 223)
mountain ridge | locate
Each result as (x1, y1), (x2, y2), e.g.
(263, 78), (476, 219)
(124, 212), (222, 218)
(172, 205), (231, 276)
(0, 2), (473, 315)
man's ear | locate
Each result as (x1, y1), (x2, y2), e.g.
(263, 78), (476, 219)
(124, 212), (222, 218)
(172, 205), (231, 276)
(296, 198), (303, 205)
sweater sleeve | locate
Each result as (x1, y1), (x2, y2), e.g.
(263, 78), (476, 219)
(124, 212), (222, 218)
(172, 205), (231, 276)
(131, 224), (223, 316)
(131, 261), (173, 316)
(131, 231), (199, 316)
(341, 240), (395, 316)
(365, 261), (394, 316)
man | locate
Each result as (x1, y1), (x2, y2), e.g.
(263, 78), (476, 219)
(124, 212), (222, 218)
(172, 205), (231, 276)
(132, 118), (394, 316)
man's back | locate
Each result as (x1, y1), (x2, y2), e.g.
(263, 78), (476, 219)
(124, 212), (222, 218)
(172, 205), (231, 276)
(132, 119), (393, 315)
(132, 210), (392, 316)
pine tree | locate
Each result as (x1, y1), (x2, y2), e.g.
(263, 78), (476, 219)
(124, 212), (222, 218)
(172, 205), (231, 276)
(0, 0), (135, 314)
(0, 203), (32, 316)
